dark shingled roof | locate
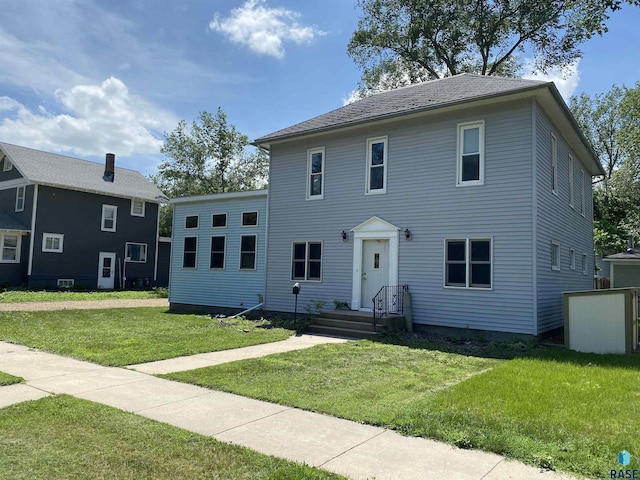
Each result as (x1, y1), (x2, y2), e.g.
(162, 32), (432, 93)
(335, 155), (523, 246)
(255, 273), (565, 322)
(0, 143), (165, 202)
(255, 74), (548, 145)
(0, 212), (29, 231)
(605, 248), (640, 260)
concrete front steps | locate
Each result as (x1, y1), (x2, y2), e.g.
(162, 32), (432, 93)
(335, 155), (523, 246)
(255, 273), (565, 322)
(306, 309), (405, 338)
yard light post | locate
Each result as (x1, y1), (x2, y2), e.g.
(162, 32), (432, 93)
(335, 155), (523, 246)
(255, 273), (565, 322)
(292, 282), (301, 328)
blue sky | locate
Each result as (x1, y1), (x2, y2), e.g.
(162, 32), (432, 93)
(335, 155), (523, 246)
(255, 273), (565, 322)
(0, 0), (639, 176)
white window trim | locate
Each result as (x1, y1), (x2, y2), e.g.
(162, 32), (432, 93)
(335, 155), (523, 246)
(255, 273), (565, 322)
(15, 186), (25, 212)
(210, 235), (226, 270)
(568, 155), (574, 208)
(212, 213), (227, 229)
(0, 233), (20, 263)
(291, 241), (323, 282)
(101, 205), (117, 232)
(365, 136), (388, 195)
(582, 253), (589, 275)
(551, 241), (561, 271)
(580, 169), (586, 217)
(57, 279), (75, 288)
(239, 234), (257, 271)
(3, 158), (12, 172)
(241, 211), (259, 227)
(185, 215), (199, 230)
(456, 121), (485, 187)
(42, 233), (64, 253)
(443, 237), (493, 290)
(569, 248), (576, 270)
(183, 236), (198, 269)
(125, 242), (148, 263)
(130, 199), (145, 217)
(551, 134), (558, 196)
(306, 147), (325, 200)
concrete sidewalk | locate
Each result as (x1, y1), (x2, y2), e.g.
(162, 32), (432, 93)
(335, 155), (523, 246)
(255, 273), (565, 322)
(0, 340), (578, 480)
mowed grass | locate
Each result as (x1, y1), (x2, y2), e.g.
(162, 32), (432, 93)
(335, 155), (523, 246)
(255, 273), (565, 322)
(0, 371), (22, 386)
(163, 340), (500, 425)
(0, 308), (292, 366)
(164, 340), (640, 478)
(0, 395), (343, 480)
(0, 288), (167, 303)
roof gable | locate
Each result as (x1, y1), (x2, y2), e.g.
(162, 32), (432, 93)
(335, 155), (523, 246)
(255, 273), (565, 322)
(0, 143), (165, 202)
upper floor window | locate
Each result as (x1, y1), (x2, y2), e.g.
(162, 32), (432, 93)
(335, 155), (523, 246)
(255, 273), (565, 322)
(551, 134), (558, 195)
(1, 234), (19, 263)
(580, 169), (585, 217)
(212, 213), (227, 228)
(366, 137), (387, 194)
(131, 199), (145, 217)
(291, 241), (322, 281)
(183, 237), (197, 268)
(240, 235), (257, 270)
(457, 122), (485, 186)
(242, 211), (258, 227)
(551, 241), (560, 271)
(101, 205), (117, 232)
(307, 147), (325, 200)
(126, 242), (147, 263)
(42, 233), (64, 253)
(185, 215), (199, 229)
(569, 155), (574, 208)
(445, 238), (492, 288)
(15, 186), (25, 212)
(3, 158), (12, 172)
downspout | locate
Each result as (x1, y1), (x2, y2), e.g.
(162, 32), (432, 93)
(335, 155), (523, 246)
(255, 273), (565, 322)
(27, 183), (39, 278)
(153, 202), (160, 283)
(261, 145), (271, 311)
(531, 98), (539, 336)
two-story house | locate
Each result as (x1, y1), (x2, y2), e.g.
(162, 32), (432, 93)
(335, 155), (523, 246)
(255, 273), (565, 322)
(252, 74), (604, 337)
(0, 143), (166, 289)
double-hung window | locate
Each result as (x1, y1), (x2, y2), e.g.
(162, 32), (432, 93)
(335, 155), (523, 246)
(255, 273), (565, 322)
(366, 137), (387, 194)
(1, 234), (19, 263)
(551, 134), (558, 194)
(240, 235), (257, 270)
(42, 233), (64, 253)
(183, 237), (197, 268)
(125, 243), (147, 262)
(131, 199), (145, 217)
(291, 241), (322, 281)
(101, 205), (117, 232)
(570, 248), (576, 270)
(445, 238), (491, 288)
(3, 158), (12, 171)
(457, 121), (484, 186)
(551, 242), (560, 271)
(582, 253), (588, 275)
(307, 147), (325, 200)
(210, 236), (225, 269)
(15, 186), (25, 212)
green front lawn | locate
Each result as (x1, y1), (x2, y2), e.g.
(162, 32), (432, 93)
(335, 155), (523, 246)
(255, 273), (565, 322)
(0, 395), (343, 480)
(0, 288), (168, 303)
(0, 371), (22, 386)
(163, 339), (640, 478)
(0, 308), (292, 366)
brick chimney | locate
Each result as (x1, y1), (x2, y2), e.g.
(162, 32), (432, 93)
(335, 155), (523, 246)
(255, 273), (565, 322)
(104, 153), (115, 182)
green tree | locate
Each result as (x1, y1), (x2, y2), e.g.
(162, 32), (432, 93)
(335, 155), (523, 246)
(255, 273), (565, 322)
(151, 109), (268, 236)
(348, 0), (635, 95)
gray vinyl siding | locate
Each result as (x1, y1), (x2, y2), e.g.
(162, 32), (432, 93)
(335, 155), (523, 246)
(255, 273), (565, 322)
(535, 104), (594, 334)
(30, 186), (159, 289)
(169, 195), (267, 309)
(0, 162), (24, 181)
(265, 100), (536, 334)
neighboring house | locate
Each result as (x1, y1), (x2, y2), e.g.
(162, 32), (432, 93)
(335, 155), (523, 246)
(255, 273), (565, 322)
(604, 247), (640, 288)
(0, 143), (166, 289)
(169, 190), (267, 312)
(251, 74), (604, 337)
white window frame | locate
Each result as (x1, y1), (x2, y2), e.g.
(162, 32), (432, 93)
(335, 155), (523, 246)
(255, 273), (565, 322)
(582, 253), (588, 275)
(212, 213), (227, 229)
(241, 211), (259, 227)
(130, 199), (145, 217)
(580, 169), (585, 217)
(569, 155), (574, 208)
(569, 248), (576, 270)
(306, 147), (325, 200)
(42, 233), (64, 253)
(0, 233), (20, 263)
(551, 241), (561, 271)
(15, 186), (25, 212)
(185, 215), (199, 230)
(365, 136), (388, 195)
(456, 121), (485, 187)
(125, 242), (147, 263)
(57, 279), (75, 289)
(101, 205), (117, 232)
(239, 234), (257, 271)
(443, 238), (493, 289)
(3, 158), (12, 172)
(183, 236), (198, 269)
(210, 235), (226, 270)
(291, 241), (323, 282)
(551, 134), (558, 195)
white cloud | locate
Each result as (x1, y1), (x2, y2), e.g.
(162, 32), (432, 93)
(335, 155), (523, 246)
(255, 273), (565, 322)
(0, 77), (176, 159)
(209, 0), (325, 59)
(523, 60), (581, 101)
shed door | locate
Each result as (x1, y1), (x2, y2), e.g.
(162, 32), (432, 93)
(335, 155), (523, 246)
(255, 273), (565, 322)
(361, 240), (389, 309)
(97, 252), (116, 289)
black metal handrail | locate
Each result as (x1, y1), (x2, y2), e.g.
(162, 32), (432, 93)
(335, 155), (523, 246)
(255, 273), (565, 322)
(372, 285), (409, 330)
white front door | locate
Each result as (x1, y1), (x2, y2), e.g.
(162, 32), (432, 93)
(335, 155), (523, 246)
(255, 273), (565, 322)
(97, 252), (116, 289)
(361, 239), (389, 310)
